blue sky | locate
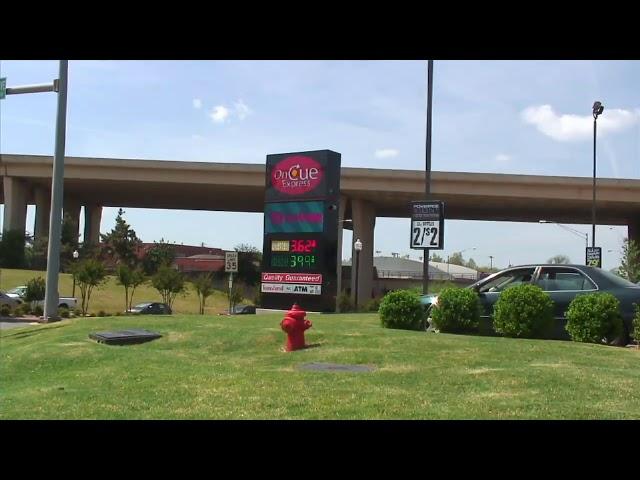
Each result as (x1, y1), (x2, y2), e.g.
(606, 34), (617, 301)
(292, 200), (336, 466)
(1, 60), (639, 269)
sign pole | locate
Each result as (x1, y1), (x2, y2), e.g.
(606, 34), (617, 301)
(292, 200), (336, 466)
(228, 272), (233, 315)
(424, 59), (434, 295)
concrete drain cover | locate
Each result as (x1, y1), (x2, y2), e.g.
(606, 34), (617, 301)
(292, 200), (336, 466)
(299, 362), (376, 373)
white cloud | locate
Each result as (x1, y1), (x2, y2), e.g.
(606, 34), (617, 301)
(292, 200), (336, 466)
(209, 105), (230, 123)
(521, 104), (640, 142)
(193, 98), (202, 109)
(374, 148), (399, 159)
(234, 99), (252, 120)
(495, 153), (511, 162)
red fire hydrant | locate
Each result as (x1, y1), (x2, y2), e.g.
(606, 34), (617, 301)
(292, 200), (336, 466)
(280, 303), (312, 352)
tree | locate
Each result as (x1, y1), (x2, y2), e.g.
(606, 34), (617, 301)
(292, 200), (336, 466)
(448, 252), (465, 266)
(24, 277), (46, 311)
(234, 244), (262, 286)
(466, 258), (478, 270)
(60, 213), (80, 272)
(228, 282), (245, 312)
(142, 239), (177, 275)
(192, 273), (215, 314)
(547, 254), (571, 264)
(0, 230), (27, 268)
(618, 238), (640, 283)
(76, 259), (107, 315)
(100, 208), (142, 268)
(430, 253), (444, 263)
(151, 266), (185, 310)
(117, 265), (147, 312)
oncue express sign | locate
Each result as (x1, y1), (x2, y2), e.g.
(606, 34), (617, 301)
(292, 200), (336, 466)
(261, 150), (341, 312)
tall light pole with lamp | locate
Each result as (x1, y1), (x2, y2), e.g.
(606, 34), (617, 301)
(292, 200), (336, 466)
(539, 220), (589, 248)
(592, 101), (604, 248)
(72, 249), (79, 298)
(354, 238), (363, 311)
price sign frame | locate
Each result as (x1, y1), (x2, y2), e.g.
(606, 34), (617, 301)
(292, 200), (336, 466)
(409, 200), (445, 250)
(585, 247), (602, 268)
(225, 251), (238, 273)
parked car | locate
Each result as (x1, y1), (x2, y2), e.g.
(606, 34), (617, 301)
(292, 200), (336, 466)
(232, 304), (256, 315)
(0, 292), (19, 311)
(5, 285), (77, 309)
(421, 264), (640, 344)
(126, 302), (172, 315)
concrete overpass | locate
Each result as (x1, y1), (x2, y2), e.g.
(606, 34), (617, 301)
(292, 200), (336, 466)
(2, 154), (640, 306)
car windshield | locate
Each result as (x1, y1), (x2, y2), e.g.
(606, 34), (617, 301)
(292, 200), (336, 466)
(7, 287), (26, 295)
(598, 269), (639, 288)
(133, 303), (152, 309)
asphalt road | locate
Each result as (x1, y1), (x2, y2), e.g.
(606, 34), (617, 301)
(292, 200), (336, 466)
(0, 320), (39, 330)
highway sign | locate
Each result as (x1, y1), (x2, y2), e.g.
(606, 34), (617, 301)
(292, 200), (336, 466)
(0, 77), (6, 100)
(225, 251), (238, 272)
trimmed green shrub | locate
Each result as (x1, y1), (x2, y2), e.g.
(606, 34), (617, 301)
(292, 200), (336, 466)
(73, 308), (83, 317)
(430, 287), (481, 333)
(97, 310), (107, 317)
(13, 304), (28, 317)
(493, 284), (554, 338)
(565, 293), (623, 344)
(379, 290), (424, 331)
(338, 292), (353, 313)
(58, 307), (70, 318)
(33, 305), (44, 317)
(364, 297), (382, 312)
(0, 304), (11, 317)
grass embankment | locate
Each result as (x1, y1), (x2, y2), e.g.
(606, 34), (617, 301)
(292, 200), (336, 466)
(0, 268), (230, 315)
(1, 313), (639, 419)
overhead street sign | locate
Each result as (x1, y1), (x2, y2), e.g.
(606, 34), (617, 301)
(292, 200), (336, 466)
(0, 77), (6, 100)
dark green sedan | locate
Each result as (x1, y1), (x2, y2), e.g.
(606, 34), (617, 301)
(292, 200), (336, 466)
(421, 264), (640, 344)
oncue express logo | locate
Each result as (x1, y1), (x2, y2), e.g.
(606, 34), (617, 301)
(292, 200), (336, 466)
(271, 155), (323, 196)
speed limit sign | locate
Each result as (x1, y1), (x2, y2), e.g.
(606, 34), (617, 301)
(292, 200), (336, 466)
(410, 201), (444, 250)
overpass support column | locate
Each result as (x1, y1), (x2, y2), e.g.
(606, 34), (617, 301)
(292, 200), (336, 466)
(350, 198), (376, 308)
(2, 177), (28, 235)
(335, 195), (347, 311)
(34, 186), (51, 242)
(63, 198), (82, 243)
(84, 204), (102, 245)
(628, 219), (640, 247)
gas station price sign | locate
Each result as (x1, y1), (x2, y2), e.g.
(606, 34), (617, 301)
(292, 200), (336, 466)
(268, 238), (321, 270)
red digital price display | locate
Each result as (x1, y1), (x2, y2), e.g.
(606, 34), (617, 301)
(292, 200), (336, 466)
(270, 239), (320, 270)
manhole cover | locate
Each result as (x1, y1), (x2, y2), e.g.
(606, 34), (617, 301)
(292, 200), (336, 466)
(299, 362), (375, 373)
(89, 329), (162, 345)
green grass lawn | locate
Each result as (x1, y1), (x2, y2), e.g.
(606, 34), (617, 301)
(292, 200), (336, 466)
(2, 313), (639, 419)
(0, 268), (231, 315)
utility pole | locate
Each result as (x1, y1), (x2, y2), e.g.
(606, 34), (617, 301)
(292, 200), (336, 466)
(44, 61), (69, 321)
(2, 62), (68, 322)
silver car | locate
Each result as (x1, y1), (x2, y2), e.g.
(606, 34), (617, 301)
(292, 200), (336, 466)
(0, 292), (19, 311)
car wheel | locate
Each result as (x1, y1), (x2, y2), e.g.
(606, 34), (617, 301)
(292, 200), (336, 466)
(59, 304), (69, 309)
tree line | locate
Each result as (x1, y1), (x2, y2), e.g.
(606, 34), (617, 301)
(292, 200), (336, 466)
(1, 208), (263, 315)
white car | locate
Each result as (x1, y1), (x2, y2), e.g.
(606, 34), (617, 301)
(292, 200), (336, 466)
(0, 292), (19, 311)
(6, 285), (78, 309)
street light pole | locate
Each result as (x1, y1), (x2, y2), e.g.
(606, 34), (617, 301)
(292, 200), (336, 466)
(72, 249), (79, 298)
(592, 101), (604, 248)
(43, 61), (69, 322)
(539, 220), (589, 248)
(489, 255), (494, 270)
(354, 238), (363, 311)
(3, 62), (68, 322)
